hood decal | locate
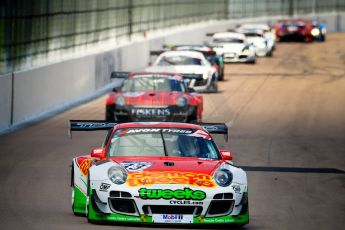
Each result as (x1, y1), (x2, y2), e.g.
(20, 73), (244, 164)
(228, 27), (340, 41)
(126, 170), (216, 188)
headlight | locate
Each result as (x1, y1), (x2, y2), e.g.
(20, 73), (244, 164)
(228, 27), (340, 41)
(115, 96), (126, 106)
(242, 48), (250, 55)
(311, 28), (320, 37)
(176, 97), (187, 107)
(203, 72), (209, 79)
(214, 169), (233, 187)
(108, 165), (128, 184)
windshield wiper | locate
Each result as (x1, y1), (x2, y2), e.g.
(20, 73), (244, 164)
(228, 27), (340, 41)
(160, 130), (168, 156)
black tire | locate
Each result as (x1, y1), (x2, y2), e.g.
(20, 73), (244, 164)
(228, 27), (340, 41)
(207, 75), (218, 93)
(105, 105), (115, 121)
(218, 66), (224, 81)
(187, 108), (198, 123)
(266, 49), (273, 57)
(320, 35), (326, 42)
(247, 59), (256, 64)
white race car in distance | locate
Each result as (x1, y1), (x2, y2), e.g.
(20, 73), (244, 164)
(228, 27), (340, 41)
(146, 50), (218, 93)
(236, 23), (276, 50)
(236, 29), (274, 57)
(209, 32), (256, 64)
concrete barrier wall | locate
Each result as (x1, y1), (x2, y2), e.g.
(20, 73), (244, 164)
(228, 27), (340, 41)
(0, 12), (344, 133)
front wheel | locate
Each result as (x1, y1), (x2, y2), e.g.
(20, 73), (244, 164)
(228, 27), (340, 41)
(208, 76), (218, 93)
(105, 105), (115, 121)
(187, 109), (197, 123)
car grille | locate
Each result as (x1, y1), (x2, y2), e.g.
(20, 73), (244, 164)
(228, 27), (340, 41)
(206, 200), (234, 217)
(143, 205), (203, 217)
(194, 78), (208, 86)
(213, 193), (233, 199)
(109, 198), (138, 215)
(110, 190), (132, 198)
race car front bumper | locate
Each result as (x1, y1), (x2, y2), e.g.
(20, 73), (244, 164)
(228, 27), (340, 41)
(86, 183), (249, 225)
(223, 52), (255, 63)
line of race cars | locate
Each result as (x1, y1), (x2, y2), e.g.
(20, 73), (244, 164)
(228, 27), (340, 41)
(70, 19), (325, 227)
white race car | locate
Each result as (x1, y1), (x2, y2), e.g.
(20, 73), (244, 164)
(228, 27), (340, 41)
(209, 32), (256, 64)
(236, 29), (274, 57)
(146, 50), (218, 93)
(236, 23), (276, 51)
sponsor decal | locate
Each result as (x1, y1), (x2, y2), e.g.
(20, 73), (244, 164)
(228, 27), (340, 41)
(169, 200), (203, 205)
(123, 92), (145, 97)
(100, 183), (111, 192)
(163, 214), (183, 220)
(126, 128), (193, 134)
(127, 171), (215, 187)
(139, 187), (206, 200)
(131, 108), (171, 117)
(78, 158), (92, 176)
(187, 130), (211, 140)
(121, 161), (152, 172)
(152, 214), (193, 224)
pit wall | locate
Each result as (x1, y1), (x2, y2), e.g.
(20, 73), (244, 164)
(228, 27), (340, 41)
(0, 12), (344, 133)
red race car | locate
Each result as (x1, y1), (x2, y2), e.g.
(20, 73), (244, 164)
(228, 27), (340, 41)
(69, 120), (249, 226)
(274, 18), (315, 42)
(106, 72), (203, 122)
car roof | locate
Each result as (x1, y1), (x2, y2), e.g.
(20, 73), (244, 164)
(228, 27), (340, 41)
(160, 50), (205, 59)
(213, 32), (245, 40)
(115, 122), (205, 131)
(239, 23), (270, 30)
(127, 72), (183, 80)
(173, 45), (212, 52)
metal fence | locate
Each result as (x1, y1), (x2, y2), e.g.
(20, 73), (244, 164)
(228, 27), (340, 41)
(1, 0), (344, 75)
(0, 0), (228, 75)
(228, 0), (345, 18)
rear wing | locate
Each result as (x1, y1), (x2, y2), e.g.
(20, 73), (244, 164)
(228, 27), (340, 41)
(206, 32), (216, 37)
(110, 71), (202, 81)
(110, 71), (129, 79)
(196, 122), (229, 142)
(69, 120), (227, 141)
(69, 120), (118, 138)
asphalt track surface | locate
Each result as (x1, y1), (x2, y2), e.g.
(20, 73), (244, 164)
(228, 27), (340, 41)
(1, 33), (345, 230)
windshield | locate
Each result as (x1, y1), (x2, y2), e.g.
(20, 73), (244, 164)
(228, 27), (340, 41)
(156, 55), (203, 66)
(107, 128), (220, 159)
(213, 38), (244, 44)
(122, 75), (186, 92)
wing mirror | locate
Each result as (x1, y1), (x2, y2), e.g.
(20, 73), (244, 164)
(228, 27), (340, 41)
(112, 83), (123, 92)
(91, 148), (106, 159)
(220, 150), (233, 161)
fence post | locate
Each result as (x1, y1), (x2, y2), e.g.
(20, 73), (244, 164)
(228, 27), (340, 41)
(128, 0), (133, 40)
(288, 0), (294, 17)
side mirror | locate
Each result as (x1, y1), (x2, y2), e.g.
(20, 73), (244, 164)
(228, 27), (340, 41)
(220, 150), (233, 161)
(91, 148), (106, 159)
(112, 83), (123, 92)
